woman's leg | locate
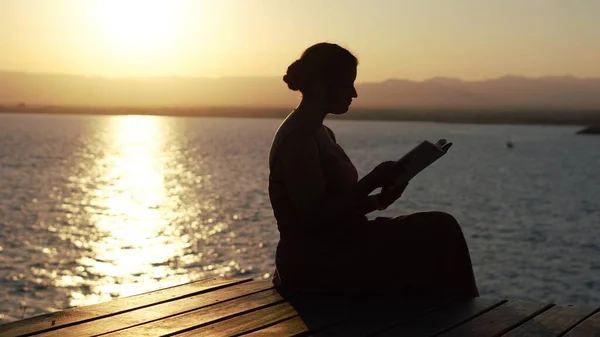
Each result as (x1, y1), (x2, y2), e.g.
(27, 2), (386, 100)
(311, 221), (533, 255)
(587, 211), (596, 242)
(368, 211), (479, 297)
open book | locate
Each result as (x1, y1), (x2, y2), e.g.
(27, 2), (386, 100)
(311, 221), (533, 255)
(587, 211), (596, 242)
(393, 139), (453, 186)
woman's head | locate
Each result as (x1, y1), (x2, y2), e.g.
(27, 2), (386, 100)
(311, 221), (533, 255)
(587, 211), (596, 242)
(283, 42), (358, 114)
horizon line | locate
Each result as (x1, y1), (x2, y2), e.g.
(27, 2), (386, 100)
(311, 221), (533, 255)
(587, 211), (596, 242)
(2, 70), (600, 83)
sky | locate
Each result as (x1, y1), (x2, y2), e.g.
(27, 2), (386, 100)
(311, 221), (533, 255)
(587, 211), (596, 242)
(1, 0), (599, 82)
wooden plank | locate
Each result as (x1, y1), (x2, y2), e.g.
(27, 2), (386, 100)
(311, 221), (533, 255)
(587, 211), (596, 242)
(436, 300), (553, 337)
(375, 298), (505, 337)
(237, 292), (384, 336)
(0, 277), (249, 337)
(563, 310), (600, 337)
(36, 280), (273, 337)
(310, 296), (454, 336)
(103, 286), (284, 336)
(241, 316), (308, 336)
(502, 305), (597, 337)
(173, 302), (298, 337)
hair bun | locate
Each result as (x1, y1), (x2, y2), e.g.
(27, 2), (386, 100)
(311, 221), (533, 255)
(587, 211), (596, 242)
(283, 43), (358, 93)
(283, 60), (304, 91)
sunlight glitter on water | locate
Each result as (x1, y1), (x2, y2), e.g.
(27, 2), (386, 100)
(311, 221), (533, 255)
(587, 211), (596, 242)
(56, 116), (194, 306)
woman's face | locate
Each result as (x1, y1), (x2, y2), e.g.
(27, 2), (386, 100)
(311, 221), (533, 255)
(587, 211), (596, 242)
(327, 66), (358, 115)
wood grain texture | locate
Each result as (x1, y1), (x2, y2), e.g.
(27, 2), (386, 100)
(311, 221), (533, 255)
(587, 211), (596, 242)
(563, 310), (600, 337)
(260, 292), (377, 335)
(104, 286), (284, 336)
(436, 300), (553, 337)
(173, 302), (298, 337)
(47, 281), (275, 337)
(0, 277), (248, 337)
(311, 296), (453, 336)
(240, 316), (308, 336)
(502, 305), (597, 337)
(375, 298), (505, 337)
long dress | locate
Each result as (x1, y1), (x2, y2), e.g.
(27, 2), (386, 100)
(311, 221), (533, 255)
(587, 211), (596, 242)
(268, 128), (478, 297)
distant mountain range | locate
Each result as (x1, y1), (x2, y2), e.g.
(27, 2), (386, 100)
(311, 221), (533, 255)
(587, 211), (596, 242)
(1, 71), (599, 110)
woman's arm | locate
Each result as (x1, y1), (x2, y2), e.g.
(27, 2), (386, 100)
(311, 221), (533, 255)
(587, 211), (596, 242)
(358, 183), (410, 214)
(324, 124), (379, 215)
(324, 125), (386, 215)
(357, 194), (383, 215)
(279, 131), (378, 226)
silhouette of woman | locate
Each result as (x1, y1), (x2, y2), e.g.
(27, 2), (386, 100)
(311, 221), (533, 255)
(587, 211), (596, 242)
(268, 43), (478, 297)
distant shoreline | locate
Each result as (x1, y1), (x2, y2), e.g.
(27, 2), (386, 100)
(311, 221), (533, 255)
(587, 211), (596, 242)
(1, 105), (600, 126)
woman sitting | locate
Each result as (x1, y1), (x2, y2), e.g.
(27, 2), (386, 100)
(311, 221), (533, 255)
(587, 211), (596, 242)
(268, 42), (478, 297)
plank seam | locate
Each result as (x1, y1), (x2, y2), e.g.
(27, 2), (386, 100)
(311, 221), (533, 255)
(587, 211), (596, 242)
(262, 292), (372, 336)
(294, 296), (460, 337)
(495, 303), (555, 337)
(229, 314), (301, 337)
(17, 279), (251, 337)
(430, 299), (509, 337)
(93, 286), (277, 336)
(557, 306), (600, 337)
(160, 300), (288, 337)
(370, 297), (464, 335)
(117, 277), (236, 299)
(286, 302), (372, 336)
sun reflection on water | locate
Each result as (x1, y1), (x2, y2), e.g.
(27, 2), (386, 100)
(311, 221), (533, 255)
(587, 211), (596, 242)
(63, 116), (192, 306)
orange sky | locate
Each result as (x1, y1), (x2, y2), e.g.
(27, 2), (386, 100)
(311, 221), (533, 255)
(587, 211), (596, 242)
(1, 0), (599, 82)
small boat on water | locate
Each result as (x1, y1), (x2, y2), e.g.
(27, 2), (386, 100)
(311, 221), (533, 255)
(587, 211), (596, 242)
(577, 125), (600, 135)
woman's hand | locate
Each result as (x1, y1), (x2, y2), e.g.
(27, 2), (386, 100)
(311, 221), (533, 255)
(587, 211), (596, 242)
(377, 182), (409, 209)
(366, 161), (400, 188)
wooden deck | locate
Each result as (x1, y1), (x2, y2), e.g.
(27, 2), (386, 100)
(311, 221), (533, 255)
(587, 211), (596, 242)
(0, 277), (598, 336)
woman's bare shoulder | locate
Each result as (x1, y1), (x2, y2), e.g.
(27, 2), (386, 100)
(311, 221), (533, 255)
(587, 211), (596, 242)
(269, 122), (319, 169)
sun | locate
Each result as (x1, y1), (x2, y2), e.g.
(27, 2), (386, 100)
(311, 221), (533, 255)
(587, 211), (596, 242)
(91, 0), (182, 58)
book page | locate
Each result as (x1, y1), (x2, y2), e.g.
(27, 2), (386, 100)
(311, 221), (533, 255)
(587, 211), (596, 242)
(394, 140), (448, 185)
